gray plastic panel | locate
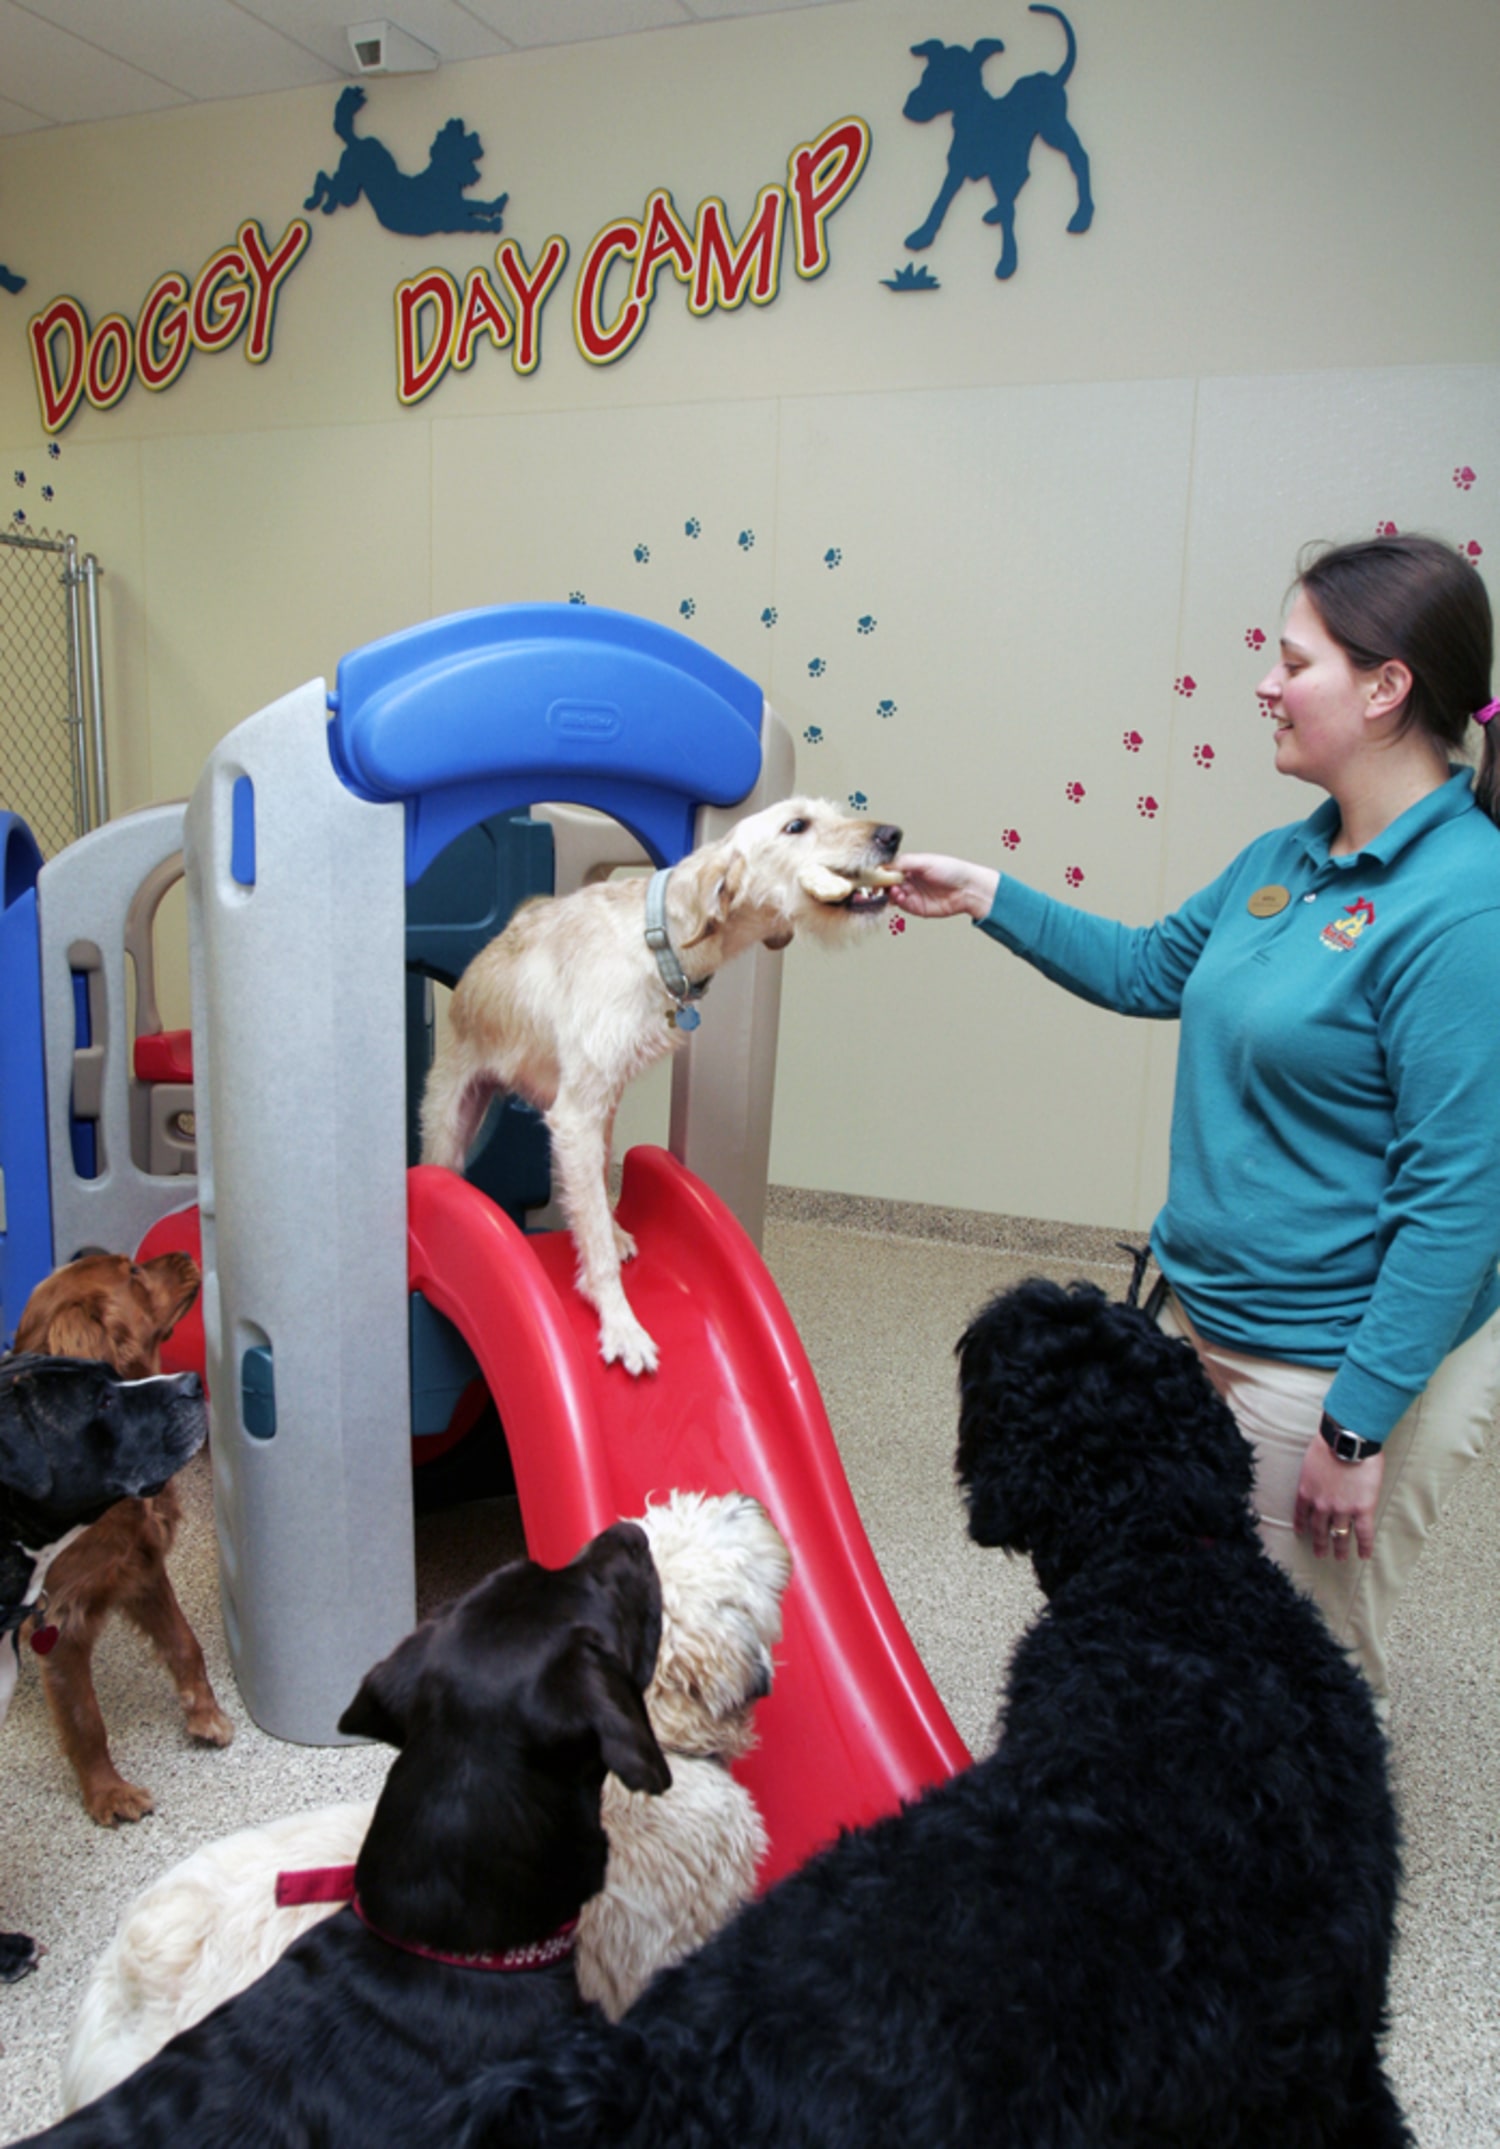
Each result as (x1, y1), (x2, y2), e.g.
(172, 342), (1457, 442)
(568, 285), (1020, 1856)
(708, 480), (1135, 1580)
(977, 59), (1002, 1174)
(37, 802), (196, 1265)
(186, 680), (415, 1745)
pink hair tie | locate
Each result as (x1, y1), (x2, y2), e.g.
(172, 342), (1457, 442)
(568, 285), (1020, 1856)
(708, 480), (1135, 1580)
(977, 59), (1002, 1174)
(1476, 698), (1500, 726)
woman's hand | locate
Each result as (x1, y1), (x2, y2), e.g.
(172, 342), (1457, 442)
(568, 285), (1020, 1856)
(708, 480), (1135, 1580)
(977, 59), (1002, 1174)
(1294, 1438), (1384, 1560)
(887, 854), (1000, 922)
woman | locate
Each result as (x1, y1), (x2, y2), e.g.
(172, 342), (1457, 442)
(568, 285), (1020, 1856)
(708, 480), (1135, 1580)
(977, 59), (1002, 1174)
(893, 533), (1500, 1702)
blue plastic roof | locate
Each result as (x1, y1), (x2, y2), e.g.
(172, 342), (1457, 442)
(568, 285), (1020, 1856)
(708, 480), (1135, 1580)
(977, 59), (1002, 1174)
(327, 605), (766, 883)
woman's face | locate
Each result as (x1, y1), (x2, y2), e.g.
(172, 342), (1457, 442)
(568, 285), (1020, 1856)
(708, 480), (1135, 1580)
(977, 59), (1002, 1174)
(1256, 590), (1379, 792)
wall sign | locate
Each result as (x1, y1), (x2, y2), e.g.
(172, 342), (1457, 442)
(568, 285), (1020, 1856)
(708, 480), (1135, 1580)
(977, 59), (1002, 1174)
(394, 117), (869, 401)
(27, 219), (311, 434)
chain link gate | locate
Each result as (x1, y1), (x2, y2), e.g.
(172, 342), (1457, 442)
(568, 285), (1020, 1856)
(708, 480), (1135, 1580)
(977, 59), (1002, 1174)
(0, 527), (108, 857)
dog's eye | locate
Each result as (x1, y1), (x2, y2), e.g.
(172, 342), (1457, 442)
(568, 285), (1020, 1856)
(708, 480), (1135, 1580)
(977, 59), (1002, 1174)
(781, 819), (809, 837)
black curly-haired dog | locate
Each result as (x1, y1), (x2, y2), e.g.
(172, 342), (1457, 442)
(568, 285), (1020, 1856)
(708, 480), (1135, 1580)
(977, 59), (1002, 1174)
(440, 1278), (1409, 2149)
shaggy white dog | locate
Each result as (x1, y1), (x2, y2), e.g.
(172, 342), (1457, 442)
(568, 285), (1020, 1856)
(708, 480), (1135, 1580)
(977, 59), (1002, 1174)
(59, 1491), (792, 2113)
(419, 796), (902, 1374)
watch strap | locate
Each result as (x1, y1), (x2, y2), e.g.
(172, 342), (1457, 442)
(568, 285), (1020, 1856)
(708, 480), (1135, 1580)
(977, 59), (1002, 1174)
(1318, 1410), (1382, 1464)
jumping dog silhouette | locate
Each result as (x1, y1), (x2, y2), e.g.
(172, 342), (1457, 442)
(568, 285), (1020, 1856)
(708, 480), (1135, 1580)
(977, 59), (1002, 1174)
(904, 5), (1093, 280)
(304, 85), (508, 238)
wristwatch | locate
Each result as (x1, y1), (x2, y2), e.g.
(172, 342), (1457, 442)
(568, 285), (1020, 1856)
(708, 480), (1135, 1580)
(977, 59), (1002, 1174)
(1318, 1410), (1383, 1464)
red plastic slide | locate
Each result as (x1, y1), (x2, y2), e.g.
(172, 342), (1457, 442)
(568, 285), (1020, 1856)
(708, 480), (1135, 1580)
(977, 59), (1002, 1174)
(406, 1147), (971, 1886)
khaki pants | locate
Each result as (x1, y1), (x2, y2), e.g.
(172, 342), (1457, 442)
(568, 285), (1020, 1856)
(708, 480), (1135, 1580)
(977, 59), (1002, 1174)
(1156, 1292), (1500, 1701)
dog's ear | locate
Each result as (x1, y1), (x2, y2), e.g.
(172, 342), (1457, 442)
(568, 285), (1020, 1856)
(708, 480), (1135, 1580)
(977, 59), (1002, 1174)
(338, 1620), (438, 1749)
(0, 1389), (54, 1503)
(26, 1299), (107, 1363)
(558, 1628), (672, 1795)
(679, 852), (746, 951)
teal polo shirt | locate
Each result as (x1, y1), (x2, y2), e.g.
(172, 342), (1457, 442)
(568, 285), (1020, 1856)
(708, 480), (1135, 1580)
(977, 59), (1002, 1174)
(979, 769), (1500, 1440)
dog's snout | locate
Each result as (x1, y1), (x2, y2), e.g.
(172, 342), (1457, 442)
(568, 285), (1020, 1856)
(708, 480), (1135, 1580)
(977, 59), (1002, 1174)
(874, 825), (902, 857)
(176, 1372), (204, 1400)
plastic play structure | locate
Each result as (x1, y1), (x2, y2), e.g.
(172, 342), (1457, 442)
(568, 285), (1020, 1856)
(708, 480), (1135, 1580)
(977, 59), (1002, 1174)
(1, 605), (969, 1884)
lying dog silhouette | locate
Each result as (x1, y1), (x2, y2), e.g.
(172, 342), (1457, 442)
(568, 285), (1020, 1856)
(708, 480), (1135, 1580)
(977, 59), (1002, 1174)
(904, 4), (1094, 279)
(304, 85), (508, 237)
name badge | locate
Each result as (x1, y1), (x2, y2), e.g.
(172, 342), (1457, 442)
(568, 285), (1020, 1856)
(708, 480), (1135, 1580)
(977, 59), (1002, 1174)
(1247, 884), (1290, 918)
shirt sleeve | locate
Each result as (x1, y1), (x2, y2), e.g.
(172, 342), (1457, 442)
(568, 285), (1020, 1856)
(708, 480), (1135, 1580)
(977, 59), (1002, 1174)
(975, 867), (1234, 1018)
(1323, 905), (1500, 1438)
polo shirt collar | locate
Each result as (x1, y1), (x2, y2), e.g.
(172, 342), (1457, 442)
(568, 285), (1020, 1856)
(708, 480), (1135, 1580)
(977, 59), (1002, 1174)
(1294, 766), (1475, 871)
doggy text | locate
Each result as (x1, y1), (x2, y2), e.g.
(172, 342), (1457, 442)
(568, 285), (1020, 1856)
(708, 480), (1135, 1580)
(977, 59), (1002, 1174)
(27, 219), (312, 435)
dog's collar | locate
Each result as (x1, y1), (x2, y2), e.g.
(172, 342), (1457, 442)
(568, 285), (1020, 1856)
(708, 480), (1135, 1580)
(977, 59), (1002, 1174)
(275, 1864), (579, 1973)
(644, 868), (709, 1031)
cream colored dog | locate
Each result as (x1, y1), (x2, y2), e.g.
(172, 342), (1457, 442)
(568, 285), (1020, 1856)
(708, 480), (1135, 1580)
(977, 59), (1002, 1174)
(60, 1491), (792, 2111)
(419, 797), (902, 1373)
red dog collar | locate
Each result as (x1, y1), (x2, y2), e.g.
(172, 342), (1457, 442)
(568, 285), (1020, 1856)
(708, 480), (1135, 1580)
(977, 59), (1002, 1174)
(275, 1864), (579, 1972)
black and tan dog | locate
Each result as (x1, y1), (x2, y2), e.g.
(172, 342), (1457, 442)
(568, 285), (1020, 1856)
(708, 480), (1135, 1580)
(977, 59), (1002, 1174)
(440, 1280), (1408, 2149)
(18, 1523), (669, 2149)
(0, 1353), (207, 1982)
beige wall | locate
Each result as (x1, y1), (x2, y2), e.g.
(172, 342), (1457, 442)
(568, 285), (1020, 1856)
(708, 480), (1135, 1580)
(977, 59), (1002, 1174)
(3, 0), (1496, 1225)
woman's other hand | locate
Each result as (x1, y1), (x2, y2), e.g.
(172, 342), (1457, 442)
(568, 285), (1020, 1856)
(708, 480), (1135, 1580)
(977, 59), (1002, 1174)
(1295, 1439), (1384, 1560)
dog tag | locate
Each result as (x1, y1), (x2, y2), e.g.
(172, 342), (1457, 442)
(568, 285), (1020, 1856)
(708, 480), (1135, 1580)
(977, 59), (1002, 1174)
(28, 1625), (58, 1656)
(1247, 884), (1290, 918)
(669, 1004), (701, 1032)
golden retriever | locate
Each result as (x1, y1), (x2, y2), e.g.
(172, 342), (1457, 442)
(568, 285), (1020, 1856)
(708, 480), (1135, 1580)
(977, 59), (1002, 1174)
(13, 1252), (232, 1822)
(420, 797), (902, 1374)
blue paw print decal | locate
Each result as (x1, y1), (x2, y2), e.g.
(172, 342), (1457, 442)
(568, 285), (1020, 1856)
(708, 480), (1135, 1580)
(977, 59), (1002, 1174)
(738, 529), (756, 550)
(807, 657), (827, 678)
(857, 615), (877, 635)
(684, 518), (701, 538)
(848, 790), (868, 811)
(824, 547), (842, 569)
(48, 442), (60, 461)
(40, 485), (53, 502)
(803, 725), (824, 744)
(12, 471), (24, 488)
(568, 591), (588, 605)
(679, 598), (696, 619)
(633, 543), (650, 564)
(760, 607), (778, 628)
(11, 508), (27, 526)
(877, 699), (897, 719)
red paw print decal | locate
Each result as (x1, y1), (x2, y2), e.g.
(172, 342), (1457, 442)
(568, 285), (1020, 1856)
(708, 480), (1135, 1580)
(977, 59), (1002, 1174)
(1257, 694), (1276, 719)
(1244, 628), (1265, 651)
(1193, 744), (1215, 769)
(1173, 675), (1196, 698)
(1000, 828), (1021, 852)
(1463, 540), (1483, 560)
(1453, 466), (1477, 491)
(1375, 520), (1398, 536)
(888, 913), (906, 935)
(1122, 729), (1143, 753)
(1064, 866), (1085, 889)
(1064, 781), (1086, 804)
(1137, 795), (1160, 818)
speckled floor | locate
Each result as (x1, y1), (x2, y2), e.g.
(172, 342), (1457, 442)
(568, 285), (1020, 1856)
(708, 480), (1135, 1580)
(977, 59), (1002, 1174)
(1, 1198), (1494, 2143)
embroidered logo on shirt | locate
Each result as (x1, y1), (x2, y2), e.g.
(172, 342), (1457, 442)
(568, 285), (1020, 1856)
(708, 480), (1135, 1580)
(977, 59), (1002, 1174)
(1319, 897), (1376, 952)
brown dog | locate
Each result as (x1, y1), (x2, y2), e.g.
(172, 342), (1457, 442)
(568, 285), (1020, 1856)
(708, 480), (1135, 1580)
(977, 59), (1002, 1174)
(12, 1253), (232, 1822)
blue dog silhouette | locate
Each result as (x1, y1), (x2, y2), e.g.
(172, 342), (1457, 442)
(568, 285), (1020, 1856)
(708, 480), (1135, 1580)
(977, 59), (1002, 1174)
(904, 5), (1093, 279)
(304, 85), (507, 237)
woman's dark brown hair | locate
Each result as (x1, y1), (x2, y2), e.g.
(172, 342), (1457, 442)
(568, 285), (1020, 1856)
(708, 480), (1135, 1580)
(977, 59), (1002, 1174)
(1296, 533), (1498, 825)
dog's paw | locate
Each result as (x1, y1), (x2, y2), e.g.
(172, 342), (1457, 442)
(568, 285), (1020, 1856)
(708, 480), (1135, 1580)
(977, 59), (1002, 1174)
(85, 1778), (156, 1826)
(612, 1222), (639, 1265)
(600, 1316), (659, 1378)
(0, 1931), (42, 1985)
(185, 1699), (235, 1747)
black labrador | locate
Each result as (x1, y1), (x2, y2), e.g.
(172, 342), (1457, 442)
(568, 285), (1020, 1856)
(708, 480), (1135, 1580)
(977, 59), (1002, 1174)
(17, 1521), (669, 2147)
